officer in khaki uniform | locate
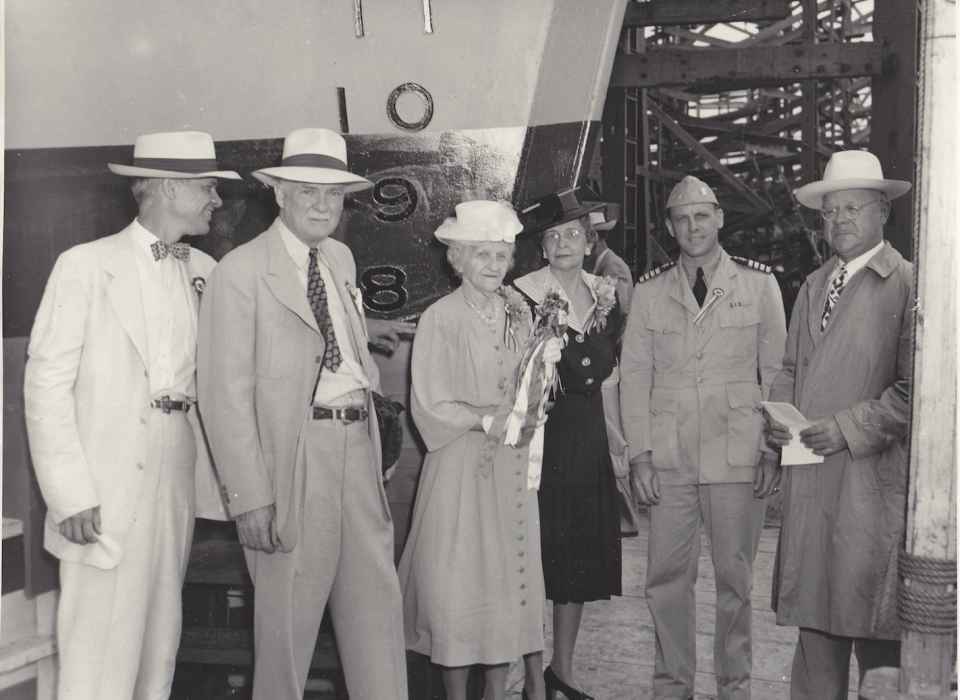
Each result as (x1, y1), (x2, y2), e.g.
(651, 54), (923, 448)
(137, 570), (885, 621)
(620, 176), (787, 700)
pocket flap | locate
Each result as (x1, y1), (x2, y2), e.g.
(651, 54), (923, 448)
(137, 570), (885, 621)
(650, 390), (680, 415)
(645, 315), (686, 335)
(726, 383), (762, 410)
(718, 307), (760, 329)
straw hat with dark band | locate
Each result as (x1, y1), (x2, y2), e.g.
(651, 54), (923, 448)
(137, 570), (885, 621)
(108, 131), (240, 179)
(252, 128), (373, 193)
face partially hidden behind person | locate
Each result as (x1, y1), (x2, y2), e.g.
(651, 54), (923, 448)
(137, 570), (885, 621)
(450, 241), (515, 294)
(542, 216), (589, 273)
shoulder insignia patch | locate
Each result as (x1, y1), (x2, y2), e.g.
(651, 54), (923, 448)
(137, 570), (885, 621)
(637, 261), (677, 284)
(731, 256), (773, 274)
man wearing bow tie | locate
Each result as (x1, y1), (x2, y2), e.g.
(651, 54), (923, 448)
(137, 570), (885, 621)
(620, 176), (787, 700)
(24, 131), (238, 700)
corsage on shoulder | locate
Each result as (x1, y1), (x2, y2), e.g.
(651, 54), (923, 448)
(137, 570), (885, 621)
(498, 285), (529, 353)
(588, 275), (617, 333)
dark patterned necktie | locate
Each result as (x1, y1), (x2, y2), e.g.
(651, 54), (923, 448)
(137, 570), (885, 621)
(820, 262), (847, 332)
(150, 241), (191, 262)
(693, 267), (707, 307)
(308, 249), (342, 373)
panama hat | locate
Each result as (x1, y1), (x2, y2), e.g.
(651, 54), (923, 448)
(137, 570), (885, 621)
(520, 188), (605, 234)
(587, 202), (620, 232)
(252, 128), (373, 192)
(108, 131), (240, 179)
(795, 150), (911, 208)
(434, 200), (523, 245)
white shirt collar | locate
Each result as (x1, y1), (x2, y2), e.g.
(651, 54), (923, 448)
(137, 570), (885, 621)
(835, 240), (885, 283)
(278, 218), (313, 269)
(129, 218), (165, 264)
(514, 266), (600, 333)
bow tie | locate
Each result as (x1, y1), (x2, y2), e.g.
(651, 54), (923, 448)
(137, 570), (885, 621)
(150, 241), (191, 262)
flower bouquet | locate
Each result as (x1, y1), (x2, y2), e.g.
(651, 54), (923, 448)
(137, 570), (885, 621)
(477, 291), (568, 490)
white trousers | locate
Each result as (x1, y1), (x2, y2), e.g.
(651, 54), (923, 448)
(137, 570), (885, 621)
(57, 409), (196, 700)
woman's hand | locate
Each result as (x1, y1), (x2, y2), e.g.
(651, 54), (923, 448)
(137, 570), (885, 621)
(542, 336), (563, 364)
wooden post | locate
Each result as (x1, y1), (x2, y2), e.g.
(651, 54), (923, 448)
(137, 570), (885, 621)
(861, 0), (957, 698)
(899, 0), (957, 693)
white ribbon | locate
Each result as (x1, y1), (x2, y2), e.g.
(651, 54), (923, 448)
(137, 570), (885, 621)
(503, 342), (544, 445)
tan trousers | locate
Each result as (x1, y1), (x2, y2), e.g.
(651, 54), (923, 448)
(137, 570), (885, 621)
(646, 482), (764, 700)
(247, 416), (407, 700)
(57, 409), (196, 700)
(790, 628), (899, 700)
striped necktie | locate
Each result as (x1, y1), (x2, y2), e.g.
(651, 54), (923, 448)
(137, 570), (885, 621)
(820, 262), (847, 332)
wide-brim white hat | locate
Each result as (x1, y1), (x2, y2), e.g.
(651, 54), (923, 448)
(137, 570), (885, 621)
(434, 200), (524, 245)
(108, 131), (241, 179)
(252, 128), (373, 193)
(587, 202), (620, 232)
(795, 150), (911, 208)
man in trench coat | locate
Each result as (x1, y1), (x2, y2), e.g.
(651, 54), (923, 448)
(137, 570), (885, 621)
(765, 150), (914, 700)
(24, 131), (237, 699)
(196, 128), (407, 700)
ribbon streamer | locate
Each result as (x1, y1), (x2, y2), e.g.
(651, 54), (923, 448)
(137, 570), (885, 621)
(693, 288), (724, 325)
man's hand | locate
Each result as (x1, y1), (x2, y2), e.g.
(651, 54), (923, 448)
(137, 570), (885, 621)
(631, 460), (660, 506)
(59, 506), (101, 545)
(367, 319), (417, 355)
(799, 417), (848, 456)
(764, 411), (793, 448)
(237, 504), (279, 553)
(753, 454), (781, 499)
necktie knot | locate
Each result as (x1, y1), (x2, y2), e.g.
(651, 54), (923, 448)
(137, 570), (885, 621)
(151, 241), (191, 262)
(693, 267), (708, 307)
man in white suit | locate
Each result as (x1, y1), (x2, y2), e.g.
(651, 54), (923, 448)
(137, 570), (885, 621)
(24, 131), (239, 700)
(197, 128), (407, 700)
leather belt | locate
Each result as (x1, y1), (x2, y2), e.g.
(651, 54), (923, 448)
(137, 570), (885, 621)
(312, 406), (367, 424)
(151, 395), (192, 414)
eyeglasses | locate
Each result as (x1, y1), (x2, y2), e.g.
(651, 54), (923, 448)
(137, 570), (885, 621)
(543, 228), (583, 244)
(820, 198), (883, 222)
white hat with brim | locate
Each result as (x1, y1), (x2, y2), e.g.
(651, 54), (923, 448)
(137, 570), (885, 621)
(252, 128), (373, 193)
(107, 131), (241, 179)
(795, 150), (911, 208)
(434, 200), (524, 245)
(588, 202), (620, 232)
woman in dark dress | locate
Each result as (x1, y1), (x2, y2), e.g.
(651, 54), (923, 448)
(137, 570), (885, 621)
(514, 190), (624, 700)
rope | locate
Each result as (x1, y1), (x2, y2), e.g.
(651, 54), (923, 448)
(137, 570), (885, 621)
(897, 549), (957, 634)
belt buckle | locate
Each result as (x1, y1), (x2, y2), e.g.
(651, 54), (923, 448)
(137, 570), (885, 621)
(340, 409), (356, 425)
(157, 395), (173, 415)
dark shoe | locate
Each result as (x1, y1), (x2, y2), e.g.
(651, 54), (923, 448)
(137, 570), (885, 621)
(544, 666), (594, 700)
(522, 689), (544, 700)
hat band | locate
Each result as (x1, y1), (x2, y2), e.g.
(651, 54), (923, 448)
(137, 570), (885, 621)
(132, 157), (221, 173)
(280, 154), (349, 171)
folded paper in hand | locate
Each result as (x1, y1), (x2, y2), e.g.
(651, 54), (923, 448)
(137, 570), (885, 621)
(761, 401), (824, 466)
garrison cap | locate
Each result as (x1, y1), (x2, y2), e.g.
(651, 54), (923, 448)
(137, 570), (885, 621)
(666, 176), (718, 209)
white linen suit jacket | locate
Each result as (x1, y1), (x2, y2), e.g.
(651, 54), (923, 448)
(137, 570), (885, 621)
(24, 223), (224, 570)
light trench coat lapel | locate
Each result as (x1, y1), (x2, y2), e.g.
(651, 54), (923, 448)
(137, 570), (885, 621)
(263, 223), (321, 335)
(104, 231), (149, 369)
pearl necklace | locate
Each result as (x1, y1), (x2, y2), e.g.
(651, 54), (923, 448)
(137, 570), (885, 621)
(464, 293), (500, 327)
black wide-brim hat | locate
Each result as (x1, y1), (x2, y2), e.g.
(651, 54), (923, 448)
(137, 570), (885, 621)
(519, 187), (605, 233)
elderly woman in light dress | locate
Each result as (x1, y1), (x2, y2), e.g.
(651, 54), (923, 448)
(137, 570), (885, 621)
(398, 199), (562, 700)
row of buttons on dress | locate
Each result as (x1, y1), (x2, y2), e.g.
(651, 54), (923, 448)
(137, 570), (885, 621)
(515, 451), (527, 606)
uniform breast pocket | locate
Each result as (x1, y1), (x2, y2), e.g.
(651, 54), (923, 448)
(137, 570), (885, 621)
(646, 316), (686, 367)
(650, 389), (681, 471)
(725, 383), (763, 467)
(717, 307), (760, 358)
